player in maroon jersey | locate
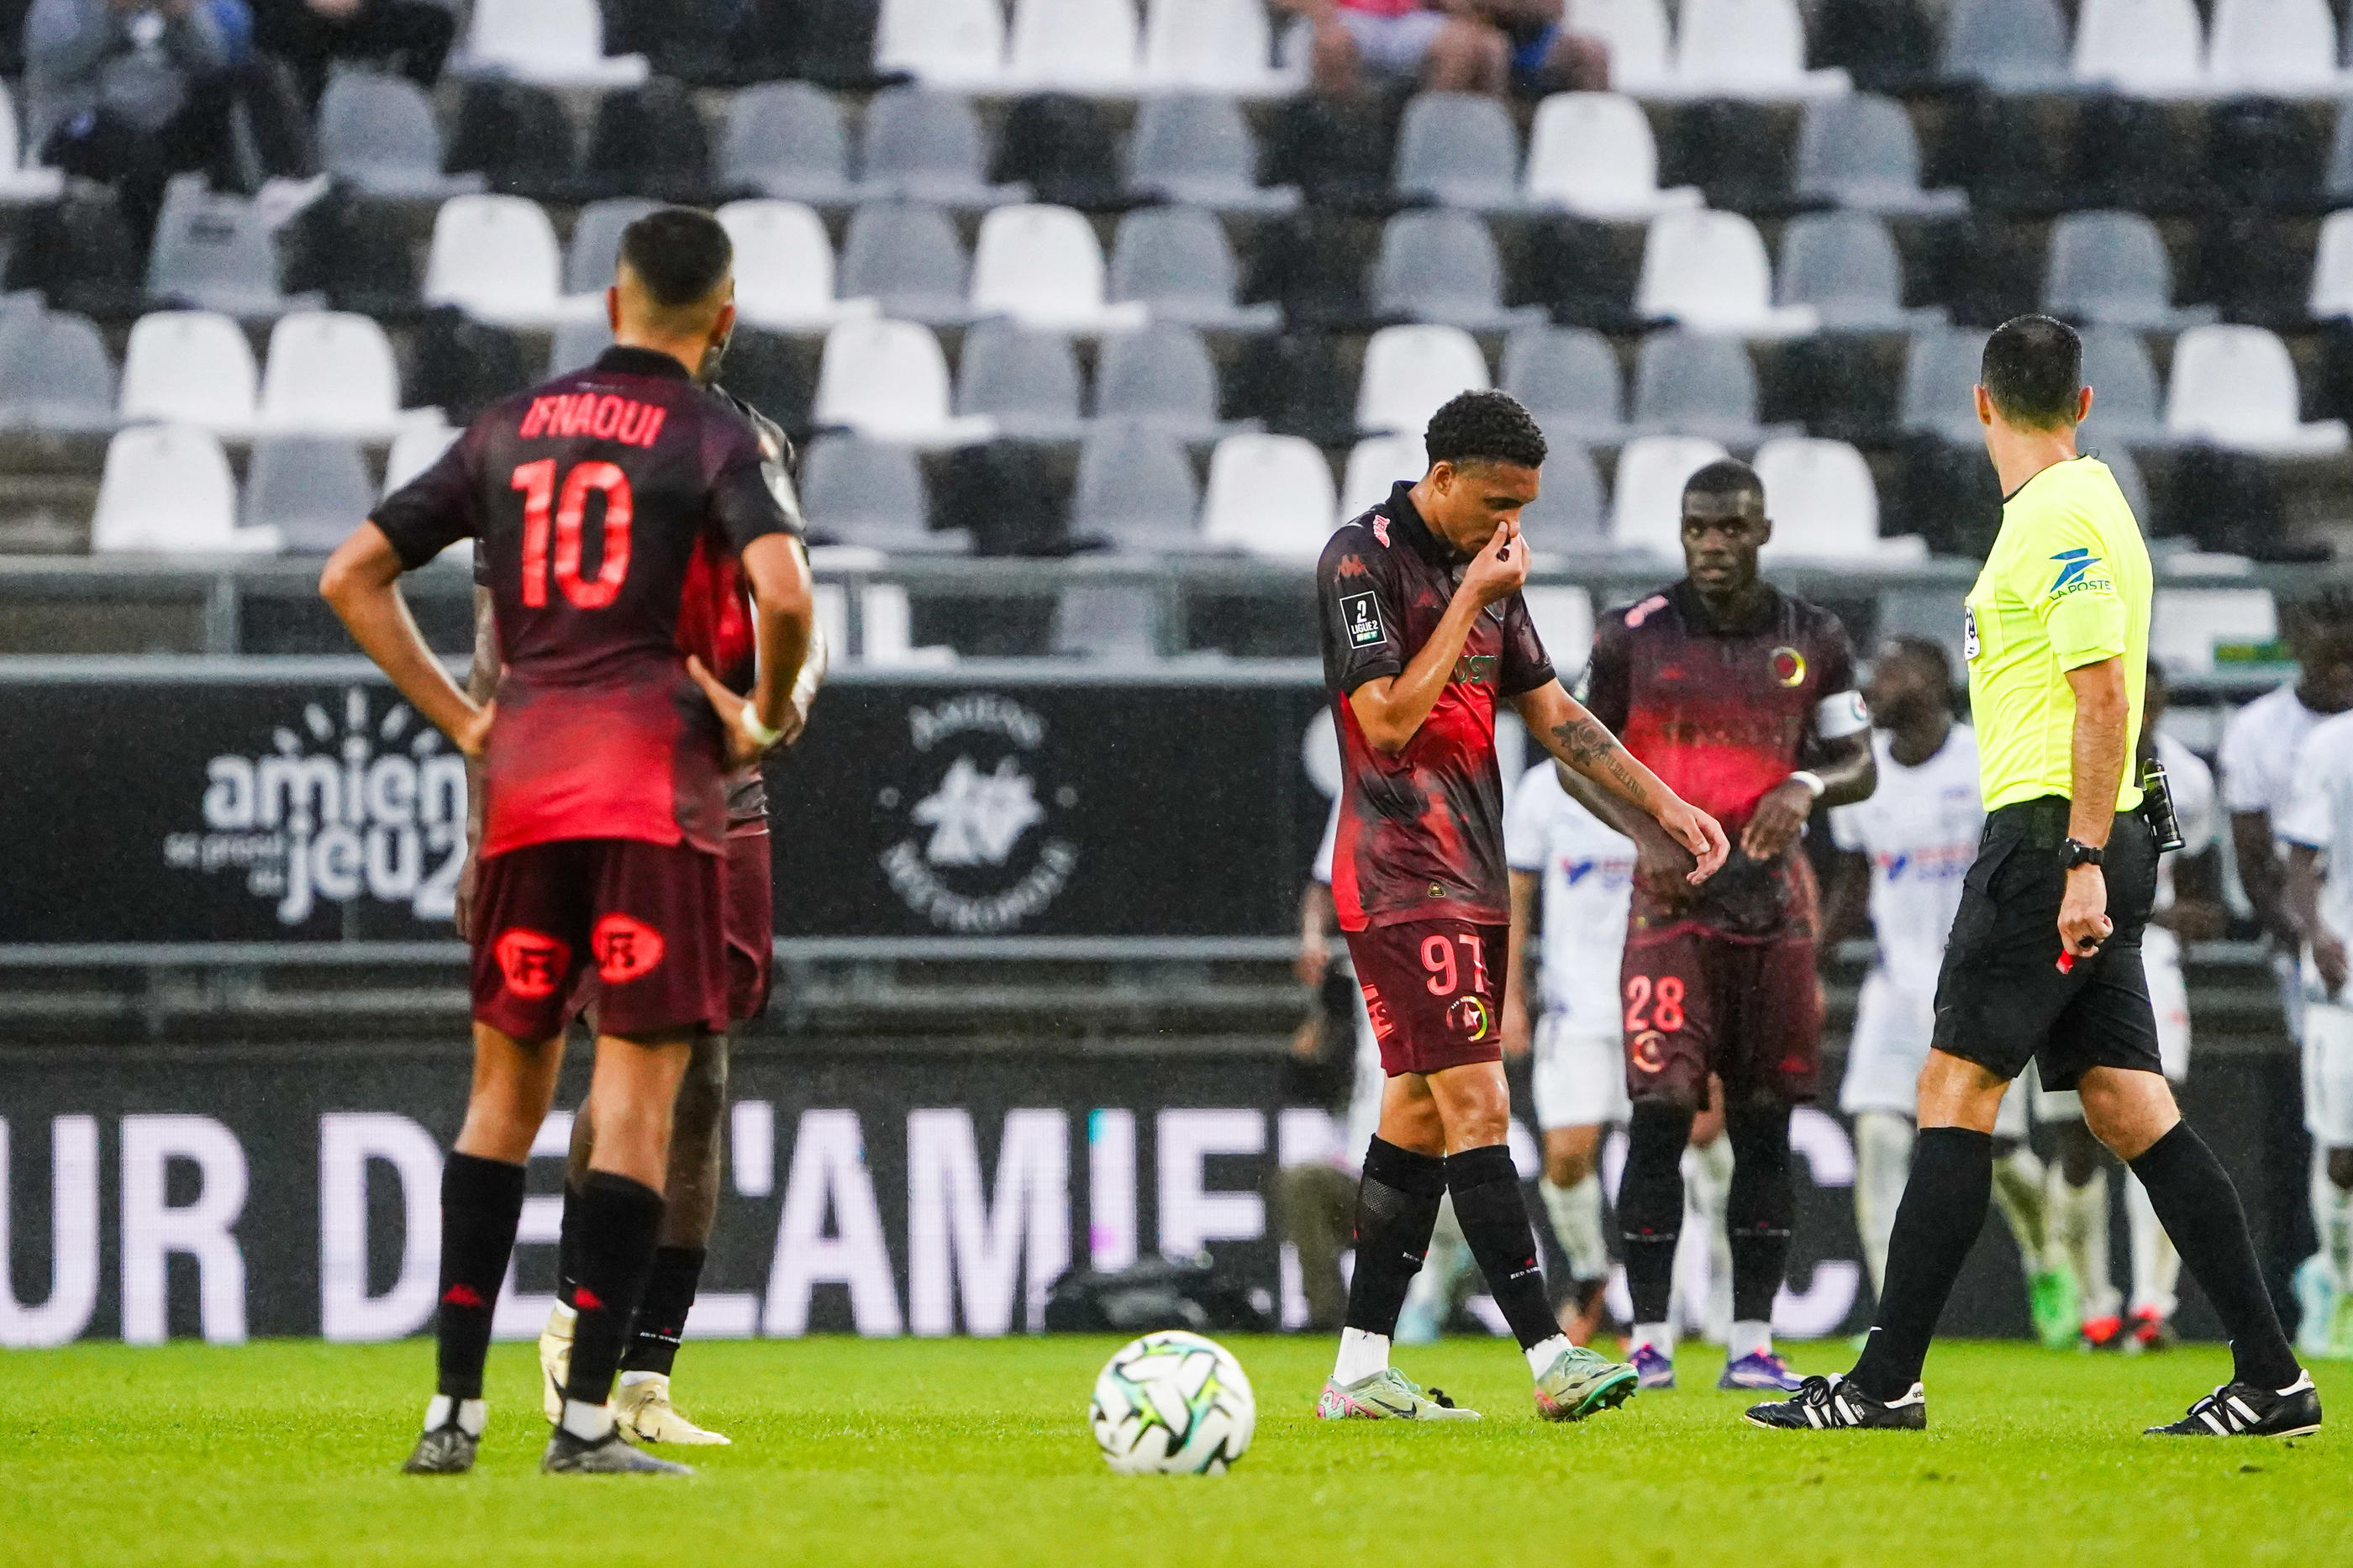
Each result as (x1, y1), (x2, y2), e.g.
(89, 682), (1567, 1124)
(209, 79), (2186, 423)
(1313, 391), (1729, 1423)
(1573, 458), (1876, 1393)
(321, 208), (815, 1477)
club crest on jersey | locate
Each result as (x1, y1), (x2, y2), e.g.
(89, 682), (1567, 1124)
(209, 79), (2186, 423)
(1449, 995), (1492, 1040)
(1342, 592), (1386, 648)
(1769, 646), (1808, 687)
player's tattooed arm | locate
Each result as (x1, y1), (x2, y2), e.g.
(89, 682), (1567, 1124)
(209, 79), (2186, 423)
(1515, 680), (1728, 884)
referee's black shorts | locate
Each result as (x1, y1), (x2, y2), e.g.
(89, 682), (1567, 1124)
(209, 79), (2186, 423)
(1929, 795), (2162, 1092)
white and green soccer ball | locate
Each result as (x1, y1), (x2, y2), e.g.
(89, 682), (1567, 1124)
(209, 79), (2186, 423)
(1088, 1330), (1255, 1475)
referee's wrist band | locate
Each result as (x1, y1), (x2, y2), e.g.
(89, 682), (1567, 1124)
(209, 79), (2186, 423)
(1788, 770), (1827, 800)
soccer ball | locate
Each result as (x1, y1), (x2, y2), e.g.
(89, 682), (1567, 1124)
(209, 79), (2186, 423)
(1087, 1330), (1255, 1475)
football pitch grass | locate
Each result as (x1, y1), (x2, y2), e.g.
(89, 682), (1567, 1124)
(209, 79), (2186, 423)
(9, 1338), (2342, 1568)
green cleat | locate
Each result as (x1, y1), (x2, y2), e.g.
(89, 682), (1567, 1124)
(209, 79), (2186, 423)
(1533, 1344), (1640, 1422)
(2029, 1266), (2081, 1350)
(1317, 1368), (1482, 1420)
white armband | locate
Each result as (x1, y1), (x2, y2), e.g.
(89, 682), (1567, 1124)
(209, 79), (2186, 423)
(1789, 770), (1827, 800)
(1814, 689), (1871, 740)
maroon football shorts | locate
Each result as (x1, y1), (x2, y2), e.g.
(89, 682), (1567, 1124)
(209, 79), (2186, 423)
(471, 838), (728, 1042)
(724, 824), (774, 1023)
(1619, 923), (1822, 1107)
(1345, 918), (1508, 1076)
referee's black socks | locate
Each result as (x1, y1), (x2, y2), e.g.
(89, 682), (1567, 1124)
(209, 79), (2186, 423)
(1446, 1144), (1558, 1350)
(1343, 1137), (1445, 1337)
(2128, 1123), (2299, 1389)
(1850, 1126), (1991, 1402)
(434, 1152), (528, 1401)
(562, 1171), (666, 1420)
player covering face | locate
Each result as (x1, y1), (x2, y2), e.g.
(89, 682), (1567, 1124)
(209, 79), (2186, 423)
(1312, 390), (1729, 1424)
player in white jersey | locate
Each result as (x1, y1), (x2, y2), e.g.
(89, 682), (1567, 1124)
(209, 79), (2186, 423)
(1822, 639), (2072, 1349)
(1503, 760), (1734, 1348)
(2281, 707), (2353, 1360)
(2217, 600), (2353, 1349)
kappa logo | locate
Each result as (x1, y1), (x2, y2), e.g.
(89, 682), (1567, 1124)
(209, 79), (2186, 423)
(2047, 548), (2110, 598)
(592, 913), (666, 983)
(494, 928), (571, 999)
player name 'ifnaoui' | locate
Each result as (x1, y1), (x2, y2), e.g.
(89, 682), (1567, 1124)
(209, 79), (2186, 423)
(517, 392), (668, 447)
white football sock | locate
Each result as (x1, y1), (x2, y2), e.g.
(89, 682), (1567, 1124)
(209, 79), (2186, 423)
(1333, 1327), (1390, 1386)
(1525, 1333), (1573, 1378)
(561, 1397), (615, 1441)
(1683, 1137), (1734, 1339)
(1728, 1318), (1772, 1361)
(1631, 1322), (1675, 1356)
(2124, 1171), (2179, 1320)
(1852, 1112), (1913, 1299)
(2315, 1150), (2353, 1292)
(423, 1395), (486, 1437)
(1990, 1144), (2051, 1279)
(545, 1301), (577, 1338)
(1540, 1172), (1610, 1283)
(2048, 1165), (2119, 1322)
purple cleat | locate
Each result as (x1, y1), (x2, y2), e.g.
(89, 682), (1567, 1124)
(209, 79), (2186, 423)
(1629, 1342), (1676, 1391)
(1719, 1350), (1805, 1392)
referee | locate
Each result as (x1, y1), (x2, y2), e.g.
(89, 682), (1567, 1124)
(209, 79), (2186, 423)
(1748, 314), (2320, 1439)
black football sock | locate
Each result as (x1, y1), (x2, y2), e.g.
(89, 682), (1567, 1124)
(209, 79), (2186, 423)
(1342, 1136), (1446, 1338)
(561, 1171), (666, 1413)
(555, 1180), (582, 1312)
(1726, 1105), (1795, 1328)
(2129, 1123), (2300, 1389)
(1619, 1102), (1694, 1330)
(1850, 1126), (1991, 1402)
(619, 1245), (705, 1377)
(1446, 1144), (1558, 1351)
(434, 1153), (527, 1401)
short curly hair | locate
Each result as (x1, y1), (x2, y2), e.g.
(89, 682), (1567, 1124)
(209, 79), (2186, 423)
(1424, 390), (1548, 472)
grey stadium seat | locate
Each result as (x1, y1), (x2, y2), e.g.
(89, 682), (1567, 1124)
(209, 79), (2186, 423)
(1793, 95), (1965, 217)
(954, 318), (1087, 439)
(1940, 0), (2071, 92)
(1394, 91), (1520, 209)
(1108, 207), (1279, 331)
(2329, 103), (2353, 206)
(0, 308), (117, 431)
(1371, 209), (1543, 333)
(797, 432), (964, 551)
(1777, 212), (1940, 332)
(857, 88), (1025, 208)
(1052, 583), (1166, 658)
(1501, 324), (1627, 444)
(1125, 93), (1298, 213)
(2044, 211), (2217, 332)
(1631, 331), (1787, 445)
(1093, 321), (1226, 439)
(720, 82), (859, 205)
(564, 198), (660, 297)
(839, 203), (971, 325)
(2099, 443), (2150, 522)
(2078, 327), (2165, 445)
(548, 316), (613, 376)
(318, 74), (485, 199)
(245, 435), (377, 554)
(148, 179), (318, 318)
(1071, 419), (1201, 550)
(1900, 324), (1990, 445)
(1518, 437), (1607, 550)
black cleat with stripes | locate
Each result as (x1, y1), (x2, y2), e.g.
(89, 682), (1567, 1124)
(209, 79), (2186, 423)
(1744, 1375), (1926, 1431)
(2145, 1373), (2322, 1438)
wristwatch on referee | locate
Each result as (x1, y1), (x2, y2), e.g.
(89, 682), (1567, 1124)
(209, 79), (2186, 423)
(2061, 838), (2105, 870)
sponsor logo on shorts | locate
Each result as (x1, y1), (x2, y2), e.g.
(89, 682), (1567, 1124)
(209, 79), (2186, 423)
(592, 913), (666, 983)
(1769, 646), (1808, 688)
(1449, 996), (1492, 1040)
(1630, 1029), (1667, 1072)
(1361, 983), (1395, 1040)
(495, 928), (571, 999)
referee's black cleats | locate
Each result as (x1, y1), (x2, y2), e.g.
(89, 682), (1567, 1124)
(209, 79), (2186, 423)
(542, 1427), (694, 1475)
(2145, 1372), (2322, 1439)
(401, 1420), (478, 1475)
(1744, 1375), (1926, 1431)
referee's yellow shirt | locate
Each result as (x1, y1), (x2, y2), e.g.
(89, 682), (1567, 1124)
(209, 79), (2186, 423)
(1961, 455), (2150, 813)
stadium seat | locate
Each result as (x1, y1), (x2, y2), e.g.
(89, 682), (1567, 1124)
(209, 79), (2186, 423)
(1395, 92), (1522, 209)
(875, 0), (1011, 87)
(1356, 324), (1491, 436)
(1608, 434), (1728, 555)
(1052, 584), (1166, 657)
(1753, 436), (1888, 560)
(718, 200), (878, 332)
(1792, 95), (1966, 216)
(2204, 98), (2322, 213)
(1372, 209), (1544, 332)
(1635, 209), (1818, 337)
(1667, 0), (1851, 98)
(547, 317), (612, 376)
(1140, 0), (1301, 93)
(1941, 0), (2071, 92)
(2077, 327), (2166, 445)
(1201, 433), (1336, 557)
(581, 79), (710, 205)
(1898, 324), (1991, 444)
(1810, 0), (1939, 94)
(1522, 93), (1701, 218)
(798, 433), (957, 550)
(2309, 210), (2353, 321)
(2163, 324), (2350, 454)
(1339, 434), (1424, 521)
(1631, 331), (1789, 445)
(147, 181), (315, 319)
(1006, 0), (1143, 90)
(1503, 324), (1628, 445)
(839, 203), (971, 326)
(1108, 207), (1280, 331)
(0, 82), (64, 202)
(459, 0), (649, 86)
(317, 75), (482, 200)
(955, 318), (1087, 439)
(1519, 439), (1608, 550)
(563, 197), (660, 302)
(245, 435), (376, 554)
(2103, 442), (2152, 523)
(2070, 0), (2207, 97)
(1777, 212), (1940, 332)
(2151, 584), (2277, 671)
(989, 94), (1125, 211)
(1093, 322), (1225, 439)
(1126, 93), (1298, 213)
(424, 195), (595, 329)
(2045, 211), (2215, 331)
(118, 310), (257, 434)
(1571, 0), (1675, 94)
(813, 318), (997, 445)
(970, 204), (1148, 334)
(857, 89), (1024, 208)
(92, 424), (277, 554)
(0, 309), (114, 432)
(2205, 0), (2343, 96)
(1071, 420), (1201, 549)
(444, 80), (578, 201)
(256, 311), (404, 437)
(383, 422), (459, 495)
(720, 84), (858, 207)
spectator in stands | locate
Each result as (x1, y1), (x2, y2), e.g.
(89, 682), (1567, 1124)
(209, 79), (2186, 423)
(1481, 0), (1608, 94)
(1282, 0), (1513, 97)
(246, 0), (454, 108)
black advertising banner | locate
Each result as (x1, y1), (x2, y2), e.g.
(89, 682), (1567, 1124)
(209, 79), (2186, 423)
(0, 667), (1335, 944)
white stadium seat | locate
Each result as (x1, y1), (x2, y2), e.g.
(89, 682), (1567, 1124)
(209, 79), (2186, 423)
(969, 205), (1148, 334)
(1356, 324), (1491, 437)
(92, 424), (278, 554)
(1754, 437), (1899, 561)
(257, 312), (405, 437)
(1568, 0), (1672, 94)
(1007, 0), (1143, 90)
(875, 0), (1011, 87)
(460, 0), (649, 86)
(2205, 0), (2344, 94)
(383, 423), (461, 497)
(118, 311), (257, 434)
(0, 81), (64, 201)
(1636, 210), (1818, 337)
(424, 196), (598, 329)
(1141, 0), (1300, 92)
(1201, 434), (1335, 558)
(2307, 210), (2353, 321)
(1608, 434), (1727, 555)
(718, 200), (880, 331)
(2070, 0), (2207, 97)
(2163, 324), (2350, 455)
(1668, 0), (1851, 99)
(1339, 434), (1424, 523)
(1523, 93), (1701, 218)
(813, 318), (998, 446)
